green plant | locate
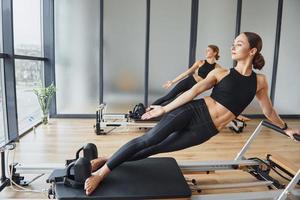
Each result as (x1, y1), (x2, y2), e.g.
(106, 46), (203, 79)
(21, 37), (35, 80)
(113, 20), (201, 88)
(33, 83), (56, 125)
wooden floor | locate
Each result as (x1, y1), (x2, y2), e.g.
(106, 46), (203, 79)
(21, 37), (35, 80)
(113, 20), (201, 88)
(0, 118), (299, 199)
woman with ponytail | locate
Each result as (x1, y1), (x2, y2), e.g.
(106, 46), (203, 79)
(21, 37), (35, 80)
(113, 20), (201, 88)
(151, 45), (221, 106)
(84, 32), (299, 195)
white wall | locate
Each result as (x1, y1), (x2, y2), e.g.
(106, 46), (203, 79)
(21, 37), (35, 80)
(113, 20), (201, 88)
(240, 0), (278, 115)
(148, 0), (191, 104)
(274, 0), (300, 115)
(55, 0), (100, 114)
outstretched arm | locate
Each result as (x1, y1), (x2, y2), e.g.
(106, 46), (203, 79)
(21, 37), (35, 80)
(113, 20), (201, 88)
(163, 60), (203, 89)
(256, 75), (299, 139)
(142, 68), (220, 119)
(163, 69), (218, 112)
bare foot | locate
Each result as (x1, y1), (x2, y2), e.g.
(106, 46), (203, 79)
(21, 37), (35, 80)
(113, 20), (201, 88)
(90, 157), (107, 172)
(85, 175), (103, 195)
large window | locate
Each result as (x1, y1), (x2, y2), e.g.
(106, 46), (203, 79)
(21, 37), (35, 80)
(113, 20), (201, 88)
(13, 0), (43, 56)
(12, 0), (45, 132)
(15, 60), (44, 132)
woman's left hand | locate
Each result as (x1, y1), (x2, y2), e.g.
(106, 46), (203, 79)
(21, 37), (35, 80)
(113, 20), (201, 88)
(141, 105), (165, 120)
(163, 81), (173, 89)
(285, 128), (300, 141)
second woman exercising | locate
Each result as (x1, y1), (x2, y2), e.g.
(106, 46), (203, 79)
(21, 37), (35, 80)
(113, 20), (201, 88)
(152, 45), (221, 106)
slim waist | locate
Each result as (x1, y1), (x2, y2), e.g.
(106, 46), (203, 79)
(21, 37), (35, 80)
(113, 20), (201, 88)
(188, 99), (219, 134)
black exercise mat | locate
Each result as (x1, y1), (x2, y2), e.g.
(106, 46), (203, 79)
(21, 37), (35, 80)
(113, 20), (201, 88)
(49, 157), (191, 199)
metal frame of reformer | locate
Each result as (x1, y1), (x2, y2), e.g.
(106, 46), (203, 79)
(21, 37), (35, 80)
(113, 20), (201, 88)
(11, 120), (299, 200)
(178, 120), (300, 200)
(94, 103), (157, 135)
(94, 103), (246, 135)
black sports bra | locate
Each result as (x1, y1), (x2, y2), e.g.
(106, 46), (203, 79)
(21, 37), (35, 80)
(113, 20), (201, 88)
(197, 60), (216, 79)
(210, 68), (257, 116)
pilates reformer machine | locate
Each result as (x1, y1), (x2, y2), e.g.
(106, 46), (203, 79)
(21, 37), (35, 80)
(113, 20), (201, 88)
(180, 120), (300, 200)
(93, 103), (157, 135)
(5, 120), (299, 199)
(93, 103), (247, 135)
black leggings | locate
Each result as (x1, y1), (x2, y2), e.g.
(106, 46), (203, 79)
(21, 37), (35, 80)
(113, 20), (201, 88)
(106, 99), (219, 170)
(152, 76), (197, 106)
